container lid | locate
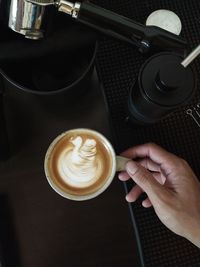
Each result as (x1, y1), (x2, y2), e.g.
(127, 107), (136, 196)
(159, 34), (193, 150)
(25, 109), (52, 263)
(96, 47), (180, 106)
(139, 53), (196, 107)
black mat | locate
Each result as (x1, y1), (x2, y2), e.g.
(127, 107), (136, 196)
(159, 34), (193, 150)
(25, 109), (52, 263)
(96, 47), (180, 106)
(94, 0), (200, 266)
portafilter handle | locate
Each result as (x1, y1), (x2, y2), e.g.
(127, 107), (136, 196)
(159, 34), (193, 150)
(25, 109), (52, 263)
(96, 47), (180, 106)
(26, 0), (187, 54)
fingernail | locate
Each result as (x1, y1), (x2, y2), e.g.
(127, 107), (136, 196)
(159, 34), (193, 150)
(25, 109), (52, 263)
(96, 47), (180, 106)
(126, 161), (138, 175)
(118, 173), (123, 180)
(125, 195), (134, 203)
(125, 195), (130, 202)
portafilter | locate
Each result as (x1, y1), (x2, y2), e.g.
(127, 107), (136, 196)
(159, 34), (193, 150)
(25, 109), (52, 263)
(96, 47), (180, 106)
(8, 0), (187, 54)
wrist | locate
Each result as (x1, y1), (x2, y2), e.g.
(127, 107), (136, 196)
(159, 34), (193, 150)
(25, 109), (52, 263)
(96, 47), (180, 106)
(185, 220), (200, 248)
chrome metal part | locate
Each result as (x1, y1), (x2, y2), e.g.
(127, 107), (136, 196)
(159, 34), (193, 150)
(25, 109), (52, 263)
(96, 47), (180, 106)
(57, 0), (81, 18)
(182, 44), (200, 68)
(194, 107), (200, 119)
(186, 108), (200, 127)
(9, 0), (47, 39)
(25, 0), (55, 6)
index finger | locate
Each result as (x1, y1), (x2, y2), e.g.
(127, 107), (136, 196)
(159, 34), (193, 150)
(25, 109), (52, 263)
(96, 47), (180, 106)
(121, 143), (180, 172)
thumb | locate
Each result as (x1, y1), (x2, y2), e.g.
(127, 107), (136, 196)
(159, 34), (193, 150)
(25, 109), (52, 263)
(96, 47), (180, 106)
(126, 161), (164, 203)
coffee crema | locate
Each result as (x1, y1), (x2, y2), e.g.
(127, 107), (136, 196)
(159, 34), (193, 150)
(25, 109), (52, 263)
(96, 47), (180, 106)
(46, 130), (114, 197)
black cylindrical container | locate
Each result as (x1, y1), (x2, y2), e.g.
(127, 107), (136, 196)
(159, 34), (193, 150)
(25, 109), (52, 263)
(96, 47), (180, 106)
(128, 53), (196, 124)
(0, 38), (98, 157)
(1, 41), (98, 103)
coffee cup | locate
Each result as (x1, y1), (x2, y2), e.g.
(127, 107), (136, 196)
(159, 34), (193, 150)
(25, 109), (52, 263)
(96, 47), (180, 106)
(44, 128), (130, 201)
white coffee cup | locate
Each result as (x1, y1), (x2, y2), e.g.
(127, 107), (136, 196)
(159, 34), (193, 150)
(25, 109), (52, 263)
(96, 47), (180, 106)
(44, 128), (130, 201)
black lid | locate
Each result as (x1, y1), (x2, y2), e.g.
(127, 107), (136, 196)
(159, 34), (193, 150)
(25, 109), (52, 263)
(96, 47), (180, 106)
(139, 53), (196, 107)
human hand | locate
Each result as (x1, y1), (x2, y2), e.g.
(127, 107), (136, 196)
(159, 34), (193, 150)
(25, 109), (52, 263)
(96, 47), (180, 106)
(118, 143), (200, 248)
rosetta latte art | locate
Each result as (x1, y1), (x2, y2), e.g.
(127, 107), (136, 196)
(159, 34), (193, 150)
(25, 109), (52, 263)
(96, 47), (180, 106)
(58, 136), (103, 188)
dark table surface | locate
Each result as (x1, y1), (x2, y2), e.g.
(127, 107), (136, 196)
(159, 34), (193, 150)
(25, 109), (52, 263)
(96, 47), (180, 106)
(0, 69), (139, 267)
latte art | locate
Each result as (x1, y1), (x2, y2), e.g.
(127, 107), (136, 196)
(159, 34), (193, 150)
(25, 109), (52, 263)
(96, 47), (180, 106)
(45, 129), (115, 199)
(58, 136), (103, 187)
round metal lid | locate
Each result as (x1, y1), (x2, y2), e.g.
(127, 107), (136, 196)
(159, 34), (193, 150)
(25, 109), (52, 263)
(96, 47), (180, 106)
(146, 9), (182, 35)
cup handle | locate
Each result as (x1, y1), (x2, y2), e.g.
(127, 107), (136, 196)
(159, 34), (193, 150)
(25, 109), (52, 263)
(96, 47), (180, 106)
(116, 156), (131, 172)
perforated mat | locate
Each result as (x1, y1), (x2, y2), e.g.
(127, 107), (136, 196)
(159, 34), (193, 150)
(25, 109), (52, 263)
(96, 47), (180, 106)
(94, 0), (200, 266)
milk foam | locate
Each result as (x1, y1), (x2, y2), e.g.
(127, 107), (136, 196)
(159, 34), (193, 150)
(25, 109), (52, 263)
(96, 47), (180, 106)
(58, 136), (103, 188)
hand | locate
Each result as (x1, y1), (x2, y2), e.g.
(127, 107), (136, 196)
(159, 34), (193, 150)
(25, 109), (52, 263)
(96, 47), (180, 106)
(118, 143), (200, 248)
